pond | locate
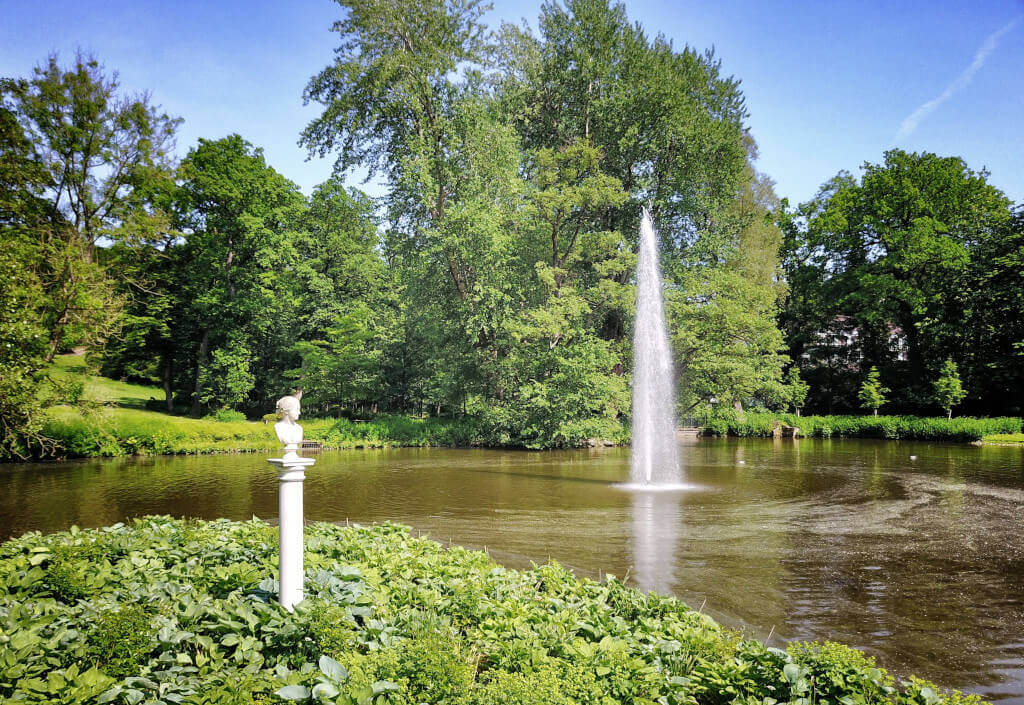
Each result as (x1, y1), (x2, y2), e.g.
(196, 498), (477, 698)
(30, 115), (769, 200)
(1, 438), (1022, 702)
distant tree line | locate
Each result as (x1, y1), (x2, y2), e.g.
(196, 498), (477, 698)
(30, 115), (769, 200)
(780, 150), (1023, 416)
(2, 0), (1020, 457)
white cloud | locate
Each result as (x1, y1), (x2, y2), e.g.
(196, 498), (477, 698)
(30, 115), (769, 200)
(893, 15), (1022, 143)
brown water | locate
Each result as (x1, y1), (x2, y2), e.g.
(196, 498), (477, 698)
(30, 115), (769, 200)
(1, 438), (1022, 702)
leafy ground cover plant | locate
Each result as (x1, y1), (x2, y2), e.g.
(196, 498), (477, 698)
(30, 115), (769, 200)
(0, 517), (985, 705)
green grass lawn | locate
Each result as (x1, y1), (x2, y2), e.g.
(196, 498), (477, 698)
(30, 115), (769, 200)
(980, 433), (1024, 445)
(48, 353), (164, 410)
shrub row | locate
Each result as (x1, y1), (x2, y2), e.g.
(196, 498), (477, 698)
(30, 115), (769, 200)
(0, 517), (984, 705)
(701, 412), (1021, 442)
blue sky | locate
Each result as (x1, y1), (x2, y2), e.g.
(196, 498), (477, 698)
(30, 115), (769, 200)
(2, 0), (1021, 206)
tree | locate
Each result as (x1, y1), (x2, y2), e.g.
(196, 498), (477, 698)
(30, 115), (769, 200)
(933, 358), (966, 420)
(497, 0), (749, 243)
(780, 150), (1014, 413)
(0, 244), (52, 459)
(785, 366), (809, 417)
(858, 367), (888, 417)
(1, 52), (180, 361)
(498, 2), (787, 417)
(174, 135), (306, 416)
(288, 179), (389, 414)
(962, 205), (1024, 414)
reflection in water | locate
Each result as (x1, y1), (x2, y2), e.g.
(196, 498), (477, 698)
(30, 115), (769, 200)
(1, 440), (1023, 702)
(630, 490), (682, 594)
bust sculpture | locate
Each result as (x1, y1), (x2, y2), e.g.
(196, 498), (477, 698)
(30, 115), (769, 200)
(274, 394), (303, 460)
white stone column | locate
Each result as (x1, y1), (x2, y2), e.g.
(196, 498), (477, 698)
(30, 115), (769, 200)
(267, 456), (315, 610)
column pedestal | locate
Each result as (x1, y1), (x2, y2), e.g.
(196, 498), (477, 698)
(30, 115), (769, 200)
(267, 456), (315, 610)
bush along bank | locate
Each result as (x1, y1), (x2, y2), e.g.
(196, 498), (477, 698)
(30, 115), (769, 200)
(0, 517), (984, 705)
(33, 409), (627, 460)
(701, 412), (1021, 442)
(36, 410), (491, 459)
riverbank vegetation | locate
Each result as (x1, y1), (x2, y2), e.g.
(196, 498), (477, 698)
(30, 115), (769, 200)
(702, 411), (1021, 442)
(32, 354), (624, 458)
(3, 0), (1022, 460)
(979, 433), (1024, 446)
(0, 517), (984, 705)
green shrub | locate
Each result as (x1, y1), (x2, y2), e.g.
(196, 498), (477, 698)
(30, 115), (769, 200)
(470, 666), (582, 705)
(343, 630), (475, 705)
(208, 408), (248, 423)
(306, 602), (360, 658)
(84, 603), (154, 679)
(787, 641), (894, 704)
(700, 410), (1021, 442)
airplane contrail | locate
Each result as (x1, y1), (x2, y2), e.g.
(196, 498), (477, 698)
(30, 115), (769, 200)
(893, 15), (1022, 143)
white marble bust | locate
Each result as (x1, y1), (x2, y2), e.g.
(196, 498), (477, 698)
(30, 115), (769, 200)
(274, 394), (303, 459)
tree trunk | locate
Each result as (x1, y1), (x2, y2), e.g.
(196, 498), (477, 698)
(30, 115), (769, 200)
(947, 409), (952, 420)
(873, 408), (878, 417)
(162, 355), (174, 412)
(44, 306), (70, 363)
(190, 328), (209, 418)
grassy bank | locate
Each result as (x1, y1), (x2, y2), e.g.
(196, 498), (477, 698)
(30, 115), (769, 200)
(37, 355), (481, 458)
(979, 433), (1024, 446)
(33, 355), (611, 459)
(702, 411), (1022, 442)
(42, 408), (484, 458)
(0, 517), (983, 705)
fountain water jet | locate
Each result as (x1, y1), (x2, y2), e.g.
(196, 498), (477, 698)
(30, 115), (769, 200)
(630, 209), (682, 486)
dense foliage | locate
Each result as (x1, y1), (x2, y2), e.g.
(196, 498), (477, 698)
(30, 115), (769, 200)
(2, 0), (798, 456)
(700, 411), (1021, 442)
(780, 151), (1022, 416)
(41, 408), (485, 458)
(2, 4), (1021, 458)
(0, 517), (984, 705)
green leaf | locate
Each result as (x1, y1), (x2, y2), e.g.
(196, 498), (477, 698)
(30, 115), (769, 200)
(370, 680), (400, 695)
(312, 681), (341, 699)
(276, 684), (311, 700)
(97, 686), (123, 703)
(319, 655), (348, 683)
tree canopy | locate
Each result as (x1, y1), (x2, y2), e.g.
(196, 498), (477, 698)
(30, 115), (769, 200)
(4, 5), (1020, 458)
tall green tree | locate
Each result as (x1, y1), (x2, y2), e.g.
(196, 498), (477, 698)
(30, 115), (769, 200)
(933, 358), (966, 420)
(174, 135), (306, 416)
(498, 0), (749, 244)
(289, 179), (389, 414)
(858, 366), (888, 417)
(0, 52), (180, 361)
(962, 205), (1024, 414)
(781, 150), (1015, 413)
(499, 0), (788, 416)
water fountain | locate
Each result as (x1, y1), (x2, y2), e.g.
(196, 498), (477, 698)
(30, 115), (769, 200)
(630, 208), (683, 486)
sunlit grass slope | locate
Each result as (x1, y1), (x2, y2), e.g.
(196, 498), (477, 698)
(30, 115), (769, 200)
(40, 354), (479, 458)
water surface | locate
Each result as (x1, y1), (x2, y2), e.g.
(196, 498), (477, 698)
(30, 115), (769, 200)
(1, 439), (1022, 702)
